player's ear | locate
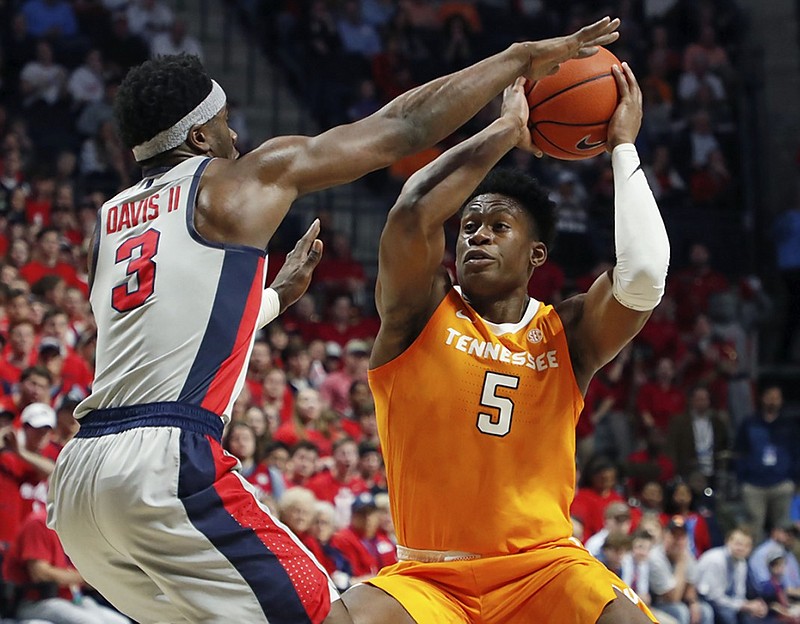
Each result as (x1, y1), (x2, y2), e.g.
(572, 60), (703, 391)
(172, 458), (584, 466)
(187, 123), (212, 154)
(530, 241), (547, 268)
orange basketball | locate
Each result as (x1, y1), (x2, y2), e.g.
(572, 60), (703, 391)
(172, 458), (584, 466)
(526, 47), (621, 161)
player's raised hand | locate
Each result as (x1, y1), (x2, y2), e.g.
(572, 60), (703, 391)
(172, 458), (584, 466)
(501, 77), (541, 157)
(269, 218), (323, 313)
(606, 62), (642, 152)
(525, 17), (621, 81)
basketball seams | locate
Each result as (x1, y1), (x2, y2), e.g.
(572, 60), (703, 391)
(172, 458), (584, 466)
(527, 73), (615, 111)
(531, 128), (587, 159)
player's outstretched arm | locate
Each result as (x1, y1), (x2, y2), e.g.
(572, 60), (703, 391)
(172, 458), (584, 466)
(558, 63), (669, 392)
(274, 17), (619, 197)
(201, 19), (620, 250)
(371, 80), (530, 367)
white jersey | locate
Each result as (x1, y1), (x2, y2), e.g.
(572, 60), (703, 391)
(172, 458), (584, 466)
(77, 156), (266, 420)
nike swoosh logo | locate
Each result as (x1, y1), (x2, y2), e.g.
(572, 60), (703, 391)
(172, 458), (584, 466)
(455, 310), (472, 322)
(576, 135), (605, 151)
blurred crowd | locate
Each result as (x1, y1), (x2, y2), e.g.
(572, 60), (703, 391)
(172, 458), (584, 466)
(1, 0), (799, 623)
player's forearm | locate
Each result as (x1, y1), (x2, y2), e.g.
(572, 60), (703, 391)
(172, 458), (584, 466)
(611, 144), (670, 311)
(18, 447), (55, 476)
(378, 43), (533, 155)
(398, 116), (524, 225)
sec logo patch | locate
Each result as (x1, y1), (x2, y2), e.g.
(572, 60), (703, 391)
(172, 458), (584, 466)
(527, 328), (543, 344)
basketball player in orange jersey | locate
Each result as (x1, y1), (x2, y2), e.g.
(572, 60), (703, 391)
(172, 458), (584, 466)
(47, 20), (624, 624)
(340, 63), (668, 623)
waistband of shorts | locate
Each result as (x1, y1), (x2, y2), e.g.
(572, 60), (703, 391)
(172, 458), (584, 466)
(396, 545), (482, 563)
(76, 402), (224, 441)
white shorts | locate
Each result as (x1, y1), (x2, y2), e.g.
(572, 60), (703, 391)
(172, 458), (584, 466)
(48, 403), (338, 624)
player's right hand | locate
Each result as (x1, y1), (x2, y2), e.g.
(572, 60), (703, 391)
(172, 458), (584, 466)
(500, 77), (539, 156)
(525, 17), (621, 81)
(606, 62), (642, 152)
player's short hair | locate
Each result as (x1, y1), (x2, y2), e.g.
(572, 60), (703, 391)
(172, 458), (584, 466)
(461, 168), (557, 249)
(115, 54), (212, 150)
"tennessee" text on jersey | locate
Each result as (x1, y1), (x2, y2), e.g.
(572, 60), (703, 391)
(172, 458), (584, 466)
(445, 328), (559, 371)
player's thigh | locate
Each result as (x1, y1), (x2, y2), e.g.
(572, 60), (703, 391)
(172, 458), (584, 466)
(340, 583), (418, 624)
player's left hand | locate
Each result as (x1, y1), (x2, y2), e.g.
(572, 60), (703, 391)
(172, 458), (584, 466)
(501, 77), (541, 157)
(606, 62), (642, 151)
(525, 16), (621, 81)
(269, 219), (323, 313)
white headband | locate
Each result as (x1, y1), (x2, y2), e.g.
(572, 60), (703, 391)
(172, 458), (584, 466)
(132, 79), (227, 162)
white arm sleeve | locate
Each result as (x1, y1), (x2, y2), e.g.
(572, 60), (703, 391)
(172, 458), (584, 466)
(257, 288), (281, 329)
(611, 144), (670, 311)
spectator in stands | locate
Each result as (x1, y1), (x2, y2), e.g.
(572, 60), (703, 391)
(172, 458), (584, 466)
(18, 40), (67, 109)
(244, 406), (272, 461)
(669, 242), (729, 333)
(649, 515), (714, 624)
(67, 48), (106, 109)
(0, 402), (55, 549)
(223, 421), (285, 503)
(643, 145), (687, 208)
(597, 531), (632, 582)
(19, 0), (79, 41)
(276, 485), (317, 545)
(439, 14), (476, 74)
(749, 523), (800, 598)
(309, 500), (352, 590)
(314, 294), (374, 347)
(666, 482), (713, 558)
(149, 17), (204, 61)
(273, 387), (331, 456)
(12, 366), (54, 418)
(667, 385), (730, 486)
(357, 441), (385, 494)
(320, 338), (370, 416)
(100, 12), (149, 75)
(735, 385), (799, 543)
(0, 320), (37, 386)
(695, 526), (772, 624)
(306, 437), (368, 526)
(571, 455), (626, 540)
(2, 508), (130, 624)
(285, 440), (320, 488)
(683, 25), (731, 80)
(755, 550), (800, 623)
(626, 428), (676, 496)
(313, 230), (367, 300)
(126, 0), (174, 43)
(585, 501), (633, 558)
(244, 339), (272, 404)
(677, 51), (725, 105)
(637, 356), (686, 434)
(331, 492), (396, 582)
(20, 227), (83, 294)
(283, 344), (314, 394)
(337, 0), (382, 59)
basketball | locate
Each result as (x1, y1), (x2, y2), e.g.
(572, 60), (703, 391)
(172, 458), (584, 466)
(526, 47), (621, 160)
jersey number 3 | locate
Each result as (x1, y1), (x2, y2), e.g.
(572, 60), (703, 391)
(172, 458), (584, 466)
(112, 229), (161, 312)
(477, 371), (520, 437)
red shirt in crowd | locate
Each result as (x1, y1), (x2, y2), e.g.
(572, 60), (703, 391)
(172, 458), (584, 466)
(570, 487), (626, 539)
(305, 470), (368, 505)
(273, 422), (333, 457)
(330, 526), (396, 577)
(636, 382), (686, 432)
(19, 261), (88, 296)
(2, 509), (73, 601)
(0, 450), (48, 546)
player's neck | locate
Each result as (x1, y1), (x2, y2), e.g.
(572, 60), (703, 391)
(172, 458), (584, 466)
(465, 291), (530, 325)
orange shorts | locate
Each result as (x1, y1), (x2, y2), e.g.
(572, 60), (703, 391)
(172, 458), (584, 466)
(366, 538), (658, 623)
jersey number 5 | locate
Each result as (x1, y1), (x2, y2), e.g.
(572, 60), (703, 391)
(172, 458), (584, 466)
(112, 228), (161, 312)
(477, 371), (520, 437)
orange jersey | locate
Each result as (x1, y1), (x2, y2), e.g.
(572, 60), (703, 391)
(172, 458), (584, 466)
(369, 288), (584, 556)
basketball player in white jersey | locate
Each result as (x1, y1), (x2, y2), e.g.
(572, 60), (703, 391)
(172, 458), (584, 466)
(47, 19), (622, 624)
